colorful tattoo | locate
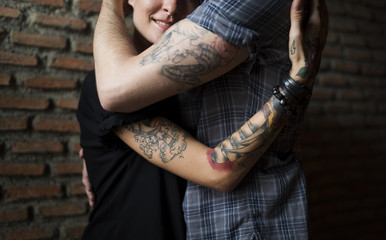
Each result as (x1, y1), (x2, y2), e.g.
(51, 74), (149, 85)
(210, 36), (239, 64)
(206, 97), (287, 171)
(206, 148), (235, 171)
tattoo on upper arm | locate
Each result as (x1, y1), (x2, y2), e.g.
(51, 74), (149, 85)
(207, 97), (287, 171)
(139, 22), (222, 88)
(119, 118), (188, 163)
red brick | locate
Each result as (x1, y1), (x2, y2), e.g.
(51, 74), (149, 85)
(51, 57), (94, 71)
(338, 115), (365, 128)
(337, 89), (364, 101)
(34, 13), (87, 30)
(55, 162), (82, 175)
(11, 141), (64, 153)
(76, 42), (93, 54)
(365, 0), (386, 7)
(3, 228), (53, 240)
(359, 23), (384, 35)
(0, 7), (20, 18)
(317, 74), (348, 87)
(361, 64), (385, 76)
(0, 51), (38, 66)
(351, 103), (377, 114)
(13, 32), (66, 49)
(374, 9), (386, 22)
(322, 45), (343, 58)
(331, 20), (358, 33)
(25, 76), (76, 89)
(366, 116), (386, 127)
(40, 203), (86, 217)
(57, 98), (79, 109)
(72, 142), (81, 153)
(70, 183), (86, 196)
(311, 88), (334, 100)
(349, 5), (373, 20)
(0, 163), (45, 176)
(0, 74), (12, 86)
(341, 35), (366, 47)
(0, 208), (28, 223)
(6, 185), (61, 200)
(79, 0), (102, 12)
(0, 117), (28, 131)
(373, 51), (386, 63)
(332, 61), (360, 74)
(326, 2), (346, 15)
(326, 32), (338, 44)
(66, 225), (86, 239)
(345, 48), (372, 61)
(368, 37), (386, 50)
(0, 96), (49, 110)
(22, 0), (64, 7)
(34, 119), (80, 132)
(323, 102), (350, 113)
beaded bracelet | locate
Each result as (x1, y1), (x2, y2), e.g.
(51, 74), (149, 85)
(272, 86), (294, 116)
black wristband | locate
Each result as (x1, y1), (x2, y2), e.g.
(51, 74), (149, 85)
(280, 76), (312, 103)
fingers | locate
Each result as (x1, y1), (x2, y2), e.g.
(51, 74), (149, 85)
(289, 0), (306, 81)
(82, 159), (96, 207)
(79, 148), (84, 159)
(288, 0), (329, 87)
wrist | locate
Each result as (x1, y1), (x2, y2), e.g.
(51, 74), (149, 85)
(289, 66), (313, 89)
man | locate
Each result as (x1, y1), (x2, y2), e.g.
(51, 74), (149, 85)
(84, 0), (328, 239)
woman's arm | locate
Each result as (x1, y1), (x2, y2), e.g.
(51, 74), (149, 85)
(115, 95), (287, 192)
(94, 0), (248, 113)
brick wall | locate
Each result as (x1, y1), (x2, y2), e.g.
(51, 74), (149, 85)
(0, 0), (385, 239)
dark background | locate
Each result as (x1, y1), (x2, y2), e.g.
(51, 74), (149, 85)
(1, 0), (385, 239)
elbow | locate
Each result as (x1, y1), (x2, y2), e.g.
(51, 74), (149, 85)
(97, 86), (138, 113)
(98, 90), (120, 112)
(98, 92), (113, 112)
(206, 174), (239, 193)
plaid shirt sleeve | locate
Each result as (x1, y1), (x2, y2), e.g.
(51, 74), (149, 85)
(188, 0), (291, 57)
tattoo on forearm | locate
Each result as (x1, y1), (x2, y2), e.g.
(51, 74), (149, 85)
(207, 97), (287, 171)
(297, 35), (321, 79)
(291, 40), (296, 55)
(119, 118), (188, 163)
(139, 22), (222, 88)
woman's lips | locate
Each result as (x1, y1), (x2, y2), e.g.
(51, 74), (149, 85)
(153, 19), (172, 30)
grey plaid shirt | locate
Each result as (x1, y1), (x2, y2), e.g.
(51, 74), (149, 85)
(179, 0), (309, 239)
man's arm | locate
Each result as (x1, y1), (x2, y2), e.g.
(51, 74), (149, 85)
(94, 0), (249, 113)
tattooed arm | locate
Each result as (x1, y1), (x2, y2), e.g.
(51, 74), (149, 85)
(94, 0), (249, 113)
(113, 0), (328, 192)
(115, 96), (287, 192)
(83, 0), (328, 194)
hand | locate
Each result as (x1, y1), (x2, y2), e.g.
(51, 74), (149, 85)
(79, 149), (96, 207)
(289, 0), (329, 89)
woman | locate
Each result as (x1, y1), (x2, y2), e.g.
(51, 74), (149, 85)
(77, 0), (327, 239)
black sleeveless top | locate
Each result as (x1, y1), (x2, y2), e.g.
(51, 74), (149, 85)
(76, 71), (186, 240)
